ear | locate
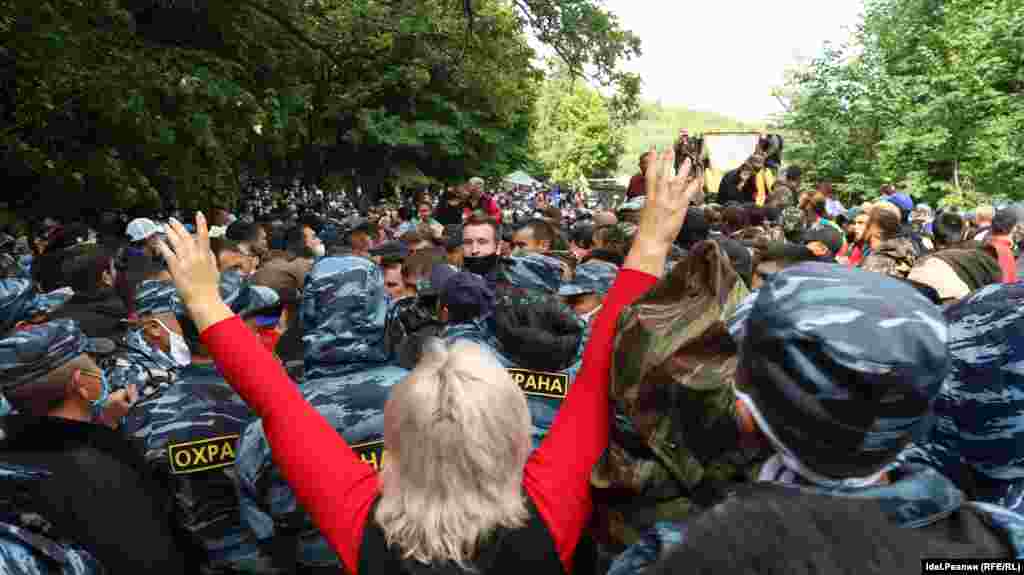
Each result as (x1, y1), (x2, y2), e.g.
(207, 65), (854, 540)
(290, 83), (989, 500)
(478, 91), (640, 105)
(70, 369), (92, 402)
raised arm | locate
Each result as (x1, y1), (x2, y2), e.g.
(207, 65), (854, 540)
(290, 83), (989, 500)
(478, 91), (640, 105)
(158, 214), (377, 575)
(524, 150), (703, 571)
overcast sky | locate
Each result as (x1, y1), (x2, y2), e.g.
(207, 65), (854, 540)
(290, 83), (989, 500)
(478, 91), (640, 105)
(602, 0), (865, 122)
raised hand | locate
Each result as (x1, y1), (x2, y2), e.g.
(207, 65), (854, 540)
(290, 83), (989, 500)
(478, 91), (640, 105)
(156, 213), (233, 332)
(98, 384), (138, 430)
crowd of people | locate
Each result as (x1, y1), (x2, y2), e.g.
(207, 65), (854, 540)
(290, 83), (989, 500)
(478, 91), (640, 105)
(1, 147), (1024, 575)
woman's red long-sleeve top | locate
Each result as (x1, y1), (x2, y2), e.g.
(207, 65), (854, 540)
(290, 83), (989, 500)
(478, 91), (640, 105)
(201, 269), (658, 575)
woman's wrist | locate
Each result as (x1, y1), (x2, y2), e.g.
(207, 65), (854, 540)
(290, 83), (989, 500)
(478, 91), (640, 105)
(188, 298), (234, 333)
(624, 237), (672, 277)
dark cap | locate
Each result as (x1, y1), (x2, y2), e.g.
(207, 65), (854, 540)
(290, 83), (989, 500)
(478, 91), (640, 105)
(801, 226), (844, 256)
(370, 241), (409, 260)
(417, 263), (459, 297)
(0, 319), (115, 391)
(440, 272), (494, 323)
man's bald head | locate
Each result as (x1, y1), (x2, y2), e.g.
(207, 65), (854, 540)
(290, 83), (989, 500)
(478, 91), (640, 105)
(594, 211), (618, 227)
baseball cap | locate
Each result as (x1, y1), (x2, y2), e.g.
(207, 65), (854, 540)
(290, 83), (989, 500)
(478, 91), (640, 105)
(0, 319), (115, 392)
(557, 260), (617, 297)
(733, 263), (948, 484)
(441, 271), (494, 324)
(125, 218), (164, 243)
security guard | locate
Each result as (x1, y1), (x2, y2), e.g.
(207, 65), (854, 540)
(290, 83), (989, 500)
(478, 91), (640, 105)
(235, 256), (409, 572)
(106, 280), (185, 397)
(0, 320), (189, 573)
(120, 270), (281, 574)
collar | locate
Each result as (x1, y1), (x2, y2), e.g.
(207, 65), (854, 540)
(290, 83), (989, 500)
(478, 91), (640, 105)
(0, 415), (151, 478)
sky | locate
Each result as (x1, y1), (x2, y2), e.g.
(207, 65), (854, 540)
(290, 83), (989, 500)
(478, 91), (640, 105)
(602, 0), (865, 123)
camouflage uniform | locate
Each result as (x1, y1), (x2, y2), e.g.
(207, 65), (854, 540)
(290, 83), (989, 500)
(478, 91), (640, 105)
(767, 180), (798, 208)
(589, 241), (764, 557)
(445, 254), (587, 449)
(860, 235), (919, 279)
(120, 274), (281, 574)
(608, 264), (1024, 574)
(106, 280), (181, 396)
(235, 256), (408, 572)
(779, 207), (805, 242)
(0, 279), (73, 416)
(0, 321), (111, 575)
(901, 282), (1024, 513)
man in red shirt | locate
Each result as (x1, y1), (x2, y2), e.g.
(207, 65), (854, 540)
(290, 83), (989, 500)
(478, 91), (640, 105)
(626, 151), (654, 199)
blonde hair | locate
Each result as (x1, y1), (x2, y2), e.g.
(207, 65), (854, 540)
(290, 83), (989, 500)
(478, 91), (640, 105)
(376, 339), (532, 569)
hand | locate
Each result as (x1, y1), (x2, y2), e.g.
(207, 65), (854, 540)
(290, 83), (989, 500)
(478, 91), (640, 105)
(98, 384), (138, 429)
(639, 148), (702, 246)
(156, 213), (234, 332)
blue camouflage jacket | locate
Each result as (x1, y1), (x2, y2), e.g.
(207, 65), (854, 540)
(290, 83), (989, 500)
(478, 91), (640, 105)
(106, 329), (180, 396)
(901, 282), (1024, 512)
(608, 463), (1024, 574)
(0, 463), (102, 575)
(235, 256), (408, 571)
(121, 363), (277, 574)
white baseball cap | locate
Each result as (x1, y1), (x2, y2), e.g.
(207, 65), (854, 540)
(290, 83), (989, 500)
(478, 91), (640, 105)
(125, 218), (164, 242)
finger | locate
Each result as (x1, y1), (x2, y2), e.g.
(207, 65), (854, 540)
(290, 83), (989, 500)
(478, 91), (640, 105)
(678, 157), (693, 183)
(195, 212), (210, 256)
(661, 149), (675, 181)
(154, 239), (182, 277)
(163, 218), (190, 259)
(644, 148), (658, 199)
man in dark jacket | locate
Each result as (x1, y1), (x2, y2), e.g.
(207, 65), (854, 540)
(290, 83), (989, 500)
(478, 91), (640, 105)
(48, 247), (128, 340)
(0, 320), (193, 573)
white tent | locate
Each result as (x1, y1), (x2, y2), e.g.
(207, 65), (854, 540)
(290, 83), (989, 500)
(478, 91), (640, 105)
(504, 170), (540, 187)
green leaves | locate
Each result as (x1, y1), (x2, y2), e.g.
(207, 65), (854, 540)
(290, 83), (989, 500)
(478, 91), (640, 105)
(781, 0), (1024, 206)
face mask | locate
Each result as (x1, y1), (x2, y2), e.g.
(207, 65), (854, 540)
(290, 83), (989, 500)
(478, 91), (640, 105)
(311, 243), (326, 258)
(155, 318), (191, 367)
(463, 253), (498, 276)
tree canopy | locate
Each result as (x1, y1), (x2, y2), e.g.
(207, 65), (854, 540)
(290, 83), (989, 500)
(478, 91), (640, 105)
(2, 0), (641, 215)
(778, 0), (1024, 207)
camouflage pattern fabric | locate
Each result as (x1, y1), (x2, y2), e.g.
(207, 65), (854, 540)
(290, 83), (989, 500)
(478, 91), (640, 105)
(779, 207), (804, 240)
(901, 282), (1024, 512)
(860, 236), (919, 279)
(608, 464), (1024, 574)
(301, 257), (389, 379)
(235, 365), (408, 571)
(0, 278), (67, 334)
(0, 463), (103, 575)
(134, 280), (177, 317)
(0, 320), (109, 393)
(235, 254), (406, 571)
(106, 329), (180, 395)
(558, 260), (618, 297)
(591, 240), (766, 552)
(121, 364), (277, 574)
(496, 254), (565, 298)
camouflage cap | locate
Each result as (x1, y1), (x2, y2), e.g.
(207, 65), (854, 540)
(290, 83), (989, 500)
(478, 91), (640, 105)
(735, 263), (949, 481)
(558, 260), (618, 297)
(302, 256), (389, 378)
(0, 319), (114, 391)
(498, 254), (564, 295)
(218, 270), (280, 316)
(0, 279), (69, 334)
(135, 280), (178, 317)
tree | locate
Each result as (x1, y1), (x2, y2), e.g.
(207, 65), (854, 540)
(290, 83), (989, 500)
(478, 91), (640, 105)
(530, 64), (625, 189)
(778, 0), (1024, 207)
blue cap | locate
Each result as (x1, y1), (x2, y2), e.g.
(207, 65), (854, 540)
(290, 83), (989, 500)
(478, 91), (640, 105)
(441, 272), (495, 323)
(217, 270), (280, 316)
(0, 319), (115, 391)
(558, 260), (618, 297)
(734, 263), (949, 480)
(884, 193), (914, 215)
(135, 280), (178, 317)
(0, 279), (70, 333)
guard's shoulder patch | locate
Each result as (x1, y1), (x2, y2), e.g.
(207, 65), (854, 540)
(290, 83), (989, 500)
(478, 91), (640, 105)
(351, 440), (386, 472)
(167, 434), (239, 474)
(508, 368), (569, 400)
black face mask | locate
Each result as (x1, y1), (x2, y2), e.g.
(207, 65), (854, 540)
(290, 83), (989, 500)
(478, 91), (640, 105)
(463, 253), (499, 276)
